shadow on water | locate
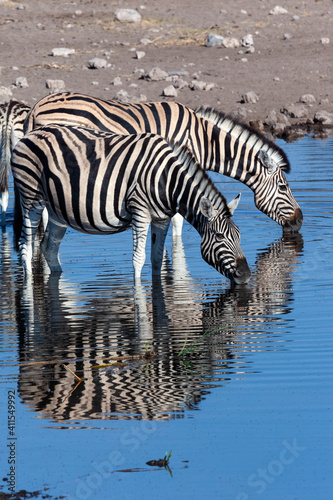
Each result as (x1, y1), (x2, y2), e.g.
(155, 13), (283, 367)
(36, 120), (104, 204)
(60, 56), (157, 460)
(1, 230), (303, 424)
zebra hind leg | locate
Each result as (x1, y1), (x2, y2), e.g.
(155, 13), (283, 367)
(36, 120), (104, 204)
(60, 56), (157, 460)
(41, 213), (67, 273)
(0, 191), (9, 227)
(150, 218), (171, 275)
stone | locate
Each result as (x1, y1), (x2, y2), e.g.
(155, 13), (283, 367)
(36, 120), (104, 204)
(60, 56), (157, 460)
(112, 77), (122, 86)
(172, 78), (189, 90)
(88, 57), (108, 69)
(190, 79), (216, 91)
(320, 38), (330, 45)
(51, 47), (75, 57)
(314, 111), (333, 124)
(114, 8), (141, 23)
(299, 94), (316, 104)
(162, 85), (178, 97)
(140, 38), (151, 45)
(222, 37), (240, 49)
(242, 91), (259, 104)
(269, 6), (288, 15)
(145, 67), (169, 81)
(281, 104), (308, 119)
(15, 77), (29, 88)
(241, 34), (254, 48)
(136, 51), (145, 60)
(46, 79), (65, 92)
(206, 34), (224, 47)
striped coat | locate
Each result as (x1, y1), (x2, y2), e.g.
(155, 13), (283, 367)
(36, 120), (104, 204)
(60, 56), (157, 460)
(23, 92), (303, 233)
(0, 100), (30, 225)
(12, 125), (251, 283)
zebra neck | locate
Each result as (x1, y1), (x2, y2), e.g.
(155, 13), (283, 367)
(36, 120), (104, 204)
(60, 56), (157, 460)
(174, 172), (228, 235)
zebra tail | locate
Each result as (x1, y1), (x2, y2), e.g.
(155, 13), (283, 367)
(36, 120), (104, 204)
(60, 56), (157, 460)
(13, 183), (23, 252)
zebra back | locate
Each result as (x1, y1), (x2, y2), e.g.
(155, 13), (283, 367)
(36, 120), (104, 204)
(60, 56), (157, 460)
(23, 92), (302, 231)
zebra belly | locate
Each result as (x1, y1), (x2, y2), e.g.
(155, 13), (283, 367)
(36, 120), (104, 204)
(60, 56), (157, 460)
(45, 200), (132, 235)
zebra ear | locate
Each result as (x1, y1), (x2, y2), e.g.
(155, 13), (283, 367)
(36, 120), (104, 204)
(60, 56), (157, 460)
(227, 193), (241, 215)
(200, 197), (217, 220)
(259, 150), (277, 174)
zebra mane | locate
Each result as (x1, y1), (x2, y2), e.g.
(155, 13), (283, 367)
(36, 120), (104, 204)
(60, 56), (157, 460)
(195, 106), (290, 174)
(170, 142), (231, 217)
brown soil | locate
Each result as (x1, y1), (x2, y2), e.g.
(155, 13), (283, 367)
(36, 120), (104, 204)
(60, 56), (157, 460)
(1, 0), (332, 138)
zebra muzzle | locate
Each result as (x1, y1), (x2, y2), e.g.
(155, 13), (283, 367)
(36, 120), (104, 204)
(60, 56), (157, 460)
(232, 256), (251, 284)
(283, 207), (303, 233)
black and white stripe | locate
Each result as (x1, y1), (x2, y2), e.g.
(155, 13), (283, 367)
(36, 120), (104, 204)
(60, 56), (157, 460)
(12, 125), (251, 283)
(23, 92), (303, 232)
(0, 100), (30, 225)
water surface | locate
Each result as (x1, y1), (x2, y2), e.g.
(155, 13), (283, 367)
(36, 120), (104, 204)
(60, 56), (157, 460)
(0, 135), (332, 499)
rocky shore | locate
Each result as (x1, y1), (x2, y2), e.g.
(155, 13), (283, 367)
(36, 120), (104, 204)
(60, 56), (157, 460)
(1, 0), (332, 141)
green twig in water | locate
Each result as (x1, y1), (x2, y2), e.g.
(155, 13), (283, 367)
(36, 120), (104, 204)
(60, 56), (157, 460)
(177, 325), (230, 358)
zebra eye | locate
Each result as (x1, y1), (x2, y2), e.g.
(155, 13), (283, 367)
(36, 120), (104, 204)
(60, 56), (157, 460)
(279, 183), (287, 192)
(216, 233), (225, 241)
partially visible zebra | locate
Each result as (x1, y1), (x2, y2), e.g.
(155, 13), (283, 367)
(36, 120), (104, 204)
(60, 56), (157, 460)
(12, 125), (251, 283)
(0, 100), (30, 226)
(23, 92), (303, 234)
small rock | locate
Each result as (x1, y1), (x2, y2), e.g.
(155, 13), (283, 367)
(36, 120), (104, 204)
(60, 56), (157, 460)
(242, 91), (259, 103)
(222, 37), (240, 49)
(168, 70), (189, 77)
(206, 34), (224, 47)
(283, 33), (292, 40)
(135, 51), (145, 60)
(46, 79), (65, 92)
(162, 85), (178, 97)
(145, 67), (169, 81)
(114, 8), (141, 23)
(51, 47), (75, 57)
(281, 104), (308, 119)
(15, 77), (29, 88)
(299, 94), (316, 104)
(320, 38), (330, 45)
(190, 80), (215, 91)
(314, 111), (333, 124)
(112, 77), (122, 86)
(140, 38), (151, 45)
(172, 78), (189, 90)
(88, 57), (108, 69)
(241, 34), (254, 48)
(269, 6), (288, 15)
(264, 110), (279, 127)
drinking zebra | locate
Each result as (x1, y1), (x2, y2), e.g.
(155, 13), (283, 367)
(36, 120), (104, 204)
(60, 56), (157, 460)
(23, 92), (303, 234)
(0, 100), (30, 226)
(12, 125), (251, 283)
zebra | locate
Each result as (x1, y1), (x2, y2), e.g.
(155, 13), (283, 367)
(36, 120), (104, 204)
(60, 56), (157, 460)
(0, 100), (31, 226)
(23, 91), (303, 235)
(12, 125), (251, 283)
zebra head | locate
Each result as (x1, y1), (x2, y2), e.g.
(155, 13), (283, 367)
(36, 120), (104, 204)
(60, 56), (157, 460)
(199, 194), (251, 284)
(254, 150), (303, 233)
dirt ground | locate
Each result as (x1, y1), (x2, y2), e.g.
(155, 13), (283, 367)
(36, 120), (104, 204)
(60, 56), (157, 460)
(0, 0), (332, 139)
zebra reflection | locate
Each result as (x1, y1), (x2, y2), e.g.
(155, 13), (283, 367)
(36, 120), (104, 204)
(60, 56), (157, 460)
(15, 234), (303, 422)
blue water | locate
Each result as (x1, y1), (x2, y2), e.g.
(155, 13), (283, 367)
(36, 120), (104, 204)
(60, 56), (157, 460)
(0, 135), (332, 499)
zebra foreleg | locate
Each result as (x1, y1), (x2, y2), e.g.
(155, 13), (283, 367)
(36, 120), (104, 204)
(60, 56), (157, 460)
(41, 214), (67, 273)
(131, 216), (151, 280)
(171, 213), (184, 238)
(19, 202), (45, 275)
(150, 218), (171, 275)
